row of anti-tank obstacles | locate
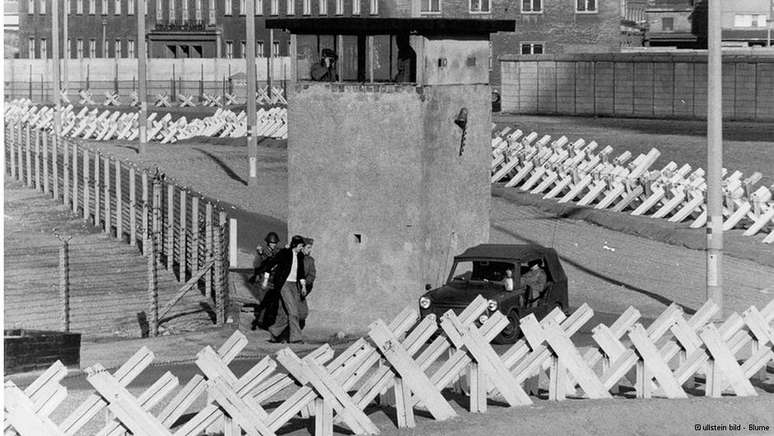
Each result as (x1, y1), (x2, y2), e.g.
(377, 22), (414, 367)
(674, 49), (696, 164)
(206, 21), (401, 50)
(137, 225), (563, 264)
(5, 99), (288, 144)
(5, 295), (774, 435)
(491, 127), (774, 244)
(66, 85), (288, 108)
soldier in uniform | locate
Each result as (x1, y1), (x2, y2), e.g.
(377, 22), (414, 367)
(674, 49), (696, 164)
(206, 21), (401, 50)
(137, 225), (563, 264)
(249, 232), (282, 330)
(298, 237), (316, 330)
(248, 232), (281, 284)
(310, 49), (339, 82)
(521, 260), (547, 307)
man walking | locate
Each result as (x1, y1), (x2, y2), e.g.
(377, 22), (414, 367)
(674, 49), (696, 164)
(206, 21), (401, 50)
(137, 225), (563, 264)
(259, 235), (307, 343)
(299, 237), (316, 330)
(248, 232), (280, 284)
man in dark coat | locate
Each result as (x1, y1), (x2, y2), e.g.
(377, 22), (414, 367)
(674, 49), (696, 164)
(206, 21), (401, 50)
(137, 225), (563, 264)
(258, 235), (307, 343)
(521, 260), (547, 307)
(249, 232), (282, 330)
(310, 48), (338, 82)
(298, 237), (316, 330)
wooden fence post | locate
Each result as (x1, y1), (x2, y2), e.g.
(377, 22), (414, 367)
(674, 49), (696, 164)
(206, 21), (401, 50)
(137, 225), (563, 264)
(152, 177), (162, 258)
(93, 151), (101, 227)
(17, 121), (23, 183)
(10, 121), (17, 180)
(179, 189), (187, 281)
(229, 217), (237, 269)
(214, 222), (225, 327)
(147, 235), (159, 337)
(34, 129), (41, 191)
(129, 167), (136, 246)
(52, 132), (59, 200)
(191, 196), (200, 277)
(104, 156), (111, 235)
(142, 171), (149, 255)
(58, 235), (71, 333)
(25, 123), (32, 187)
(83, 148), (89, 220)
(42, 128), (48, 193)
(63, 136), (70, 207)
(71, 141), (78, 214)
(167, 183), (174, 272)
(116, 160), (123, 241)
(205, 202), (213, 299)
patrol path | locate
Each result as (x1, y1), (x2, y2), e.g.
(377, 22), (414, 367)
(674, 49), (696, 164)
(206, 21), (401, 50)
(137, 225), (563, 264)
(3, 180), (210, 337)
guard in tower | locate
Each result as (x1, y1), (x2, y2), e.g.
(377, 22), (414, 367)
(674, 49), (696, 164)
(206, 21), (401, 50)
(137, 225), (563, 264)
(310, 49), (339, 82)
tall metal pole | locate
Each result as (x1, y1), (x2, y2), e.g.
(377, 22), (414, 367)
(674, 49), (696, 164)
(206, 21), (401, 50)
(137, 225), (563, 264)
(52, 0), (61, 137)
(246, 0), (258, 185)
(138, 0), (148, 153)
(268, 29), (274, 90)
(706, 0), (723, 318)
(63, 0), (68, 95)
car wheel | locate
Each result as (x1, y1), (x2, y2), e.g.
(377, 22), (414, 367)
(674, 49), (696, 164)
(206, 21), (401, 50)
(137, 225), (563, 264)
(493, 309), (521, 344)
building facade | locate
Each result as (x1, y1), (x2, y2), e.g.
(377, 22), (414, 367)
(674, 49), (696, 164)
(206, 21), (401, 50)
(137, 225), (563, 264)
(643, 0), (698, 48)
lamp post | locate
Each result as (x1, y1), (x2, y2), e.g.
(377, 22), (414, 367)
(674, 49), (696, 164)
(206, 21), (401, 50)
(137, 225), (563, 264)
(246, 0), (257, 185)
(706, 0), (723, 318)
(137, 0), (148, 153)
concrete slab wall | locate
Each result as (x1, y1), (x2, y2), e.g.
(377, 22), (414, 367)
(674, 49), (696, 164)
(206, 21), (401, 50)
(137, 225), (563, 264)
(500, 53), (774, 121)
(287, 83), (490, 332)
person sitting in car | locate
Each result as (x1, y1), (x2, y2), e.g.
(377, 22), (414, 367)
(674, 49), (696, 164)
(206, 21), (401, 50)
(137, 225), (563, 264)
(521, 260), (547, 307)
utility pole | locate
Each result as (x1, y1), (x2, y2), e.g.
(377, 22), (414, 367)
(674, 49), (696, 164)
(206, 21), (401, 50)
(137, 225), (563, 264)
(52, 0), (61, 137)
(706, 0), (723, 318)
(246, 0), (258, 185)
(138, 0), (148, 153)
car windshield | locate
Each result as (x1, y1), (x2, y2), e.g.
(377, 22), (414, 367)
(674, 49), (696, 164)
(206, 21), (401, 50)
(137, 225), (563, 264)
(449, 260), (516, 283)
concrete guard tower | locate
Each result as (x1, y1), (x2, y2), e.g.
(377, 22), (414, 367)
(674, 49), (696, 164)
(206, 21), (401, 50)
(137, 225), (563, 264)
(266, 17), (515, 332)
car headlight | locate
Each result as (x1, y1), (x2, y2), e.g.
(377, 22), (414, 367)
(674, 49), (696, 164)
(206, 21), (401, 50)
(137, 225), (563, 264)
(487, 299), (498, 312)
(419, 296), (431, 310)
(479, 314), (489, 324)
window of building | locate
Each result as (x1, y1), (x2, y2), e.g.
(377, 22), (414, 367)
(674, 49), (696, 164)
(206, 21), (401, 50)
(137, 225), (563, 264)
(156, 0), (163, 19)
(128, 0), (134, 14)
(369, 0), (377, 15)
(287, 0), (295, 15)
(77, 39), (84, 58)
(41, 38), (47, 58)
(102, 0), (107, 14)
(115, 39), (122, 57)
(257, 40), (264, 56)
(302, 0), (310, 14)
(182, 0), (189, 21)
(89, 0), (95, 14)
(28, 0), (34, 14)
(352, 0), (360, 14)
(272, 40), (279, 56)
(66, 0), (70, 15)
(335, 0), (342, 15)
(421, 0), (440, 13)
(89, 39), (96, 57)
(224, 0), (232, 15)
(576, 0), (595, 12)
(271, 0), (278, 14)
(520, 42), (543, 54)
(256, 0), (263, 14)
(320, 0), (327, 14)
(521, 0), (541, 13)
(128, 39), (135, 57)
(195, 0), (202, 20)
(28, 38), (35, 58)
(77, 0), (83, 14)
(239, 0), (245, 14)
(241, 40), (246, 57)
(469, 0), (489, 13)
(66, 38), (71, 58)
(114, 0), (120, 14)
(103, 40), (108, 57)
(39, 0), (45, 14)
(225, 40), (233, 58)
(169, 0), (175, 21)
(662, 17), (674, 31)
(734, 14), (767, 27)
(209, 0), (216, 23)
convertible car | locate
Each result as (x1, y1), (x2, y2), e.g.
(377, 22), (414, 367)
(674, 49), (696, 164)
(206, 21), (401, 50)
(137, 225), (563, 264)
(418, 244), (569, 344)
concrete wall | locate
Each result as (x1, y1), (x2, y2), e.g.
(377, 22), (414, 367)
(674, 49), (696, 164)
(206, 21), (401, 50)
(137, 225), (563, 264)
(500, 53), (774, 121)
(3, 57), (291, 103)
(287, 82), (490, 332)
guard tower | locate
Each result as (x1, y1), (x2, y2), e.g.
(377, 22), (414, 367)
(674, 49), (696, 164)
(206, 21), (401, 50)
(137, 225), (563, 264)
(266, 17), (515, 332)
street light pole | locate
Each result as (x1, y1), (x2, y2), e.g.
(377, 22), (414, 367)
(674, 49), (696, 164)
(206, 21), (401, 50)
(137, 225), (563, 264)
(52, 0), (60, 137)
(137, 0), (148, 153)
(246, 0), (258, 185)
(706, 0), (723, 318)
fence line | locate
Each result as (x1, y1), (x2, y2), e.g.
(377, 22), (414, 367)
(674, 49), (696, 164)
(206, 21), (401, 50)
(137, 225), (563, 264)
(5, 296), (774, 436)
(4, 111), (231, 329)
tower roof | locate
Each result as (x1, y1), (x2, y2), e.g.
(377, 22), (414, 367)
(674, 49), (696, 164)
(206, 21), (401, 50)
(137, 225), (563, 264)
(265, 17), (515, 35)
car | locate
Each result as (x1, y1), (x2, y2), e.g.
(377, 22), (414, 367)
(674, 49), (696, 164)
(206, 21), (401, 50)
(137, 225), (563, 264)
(418, 243), (569, 344)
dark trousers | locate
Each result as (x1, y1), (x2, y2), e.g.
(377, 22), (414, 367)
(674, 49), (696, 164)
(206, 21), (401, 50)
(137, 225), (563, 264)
(268, 281), (302, 342)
